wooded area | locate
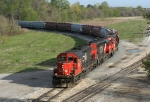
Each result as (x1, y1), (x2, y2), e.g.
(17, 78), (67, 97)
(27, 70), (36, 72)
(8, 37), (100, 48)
(0, 0), (146, 22)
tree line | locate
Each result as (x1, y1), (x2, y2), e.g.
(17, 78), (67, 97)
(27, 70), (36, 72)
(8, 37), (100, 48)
(0, 0), (147, 22)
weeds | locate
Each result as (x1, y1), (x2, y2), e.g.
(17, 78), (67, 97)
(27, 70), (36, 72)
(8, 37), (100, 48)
(0, 16), (21, 36)
(142, 54), (150, 79)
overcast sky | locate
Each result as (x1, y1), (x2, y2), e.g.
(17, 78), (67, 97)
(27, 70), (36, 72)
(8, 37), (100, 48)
(68, 0), (150, 8)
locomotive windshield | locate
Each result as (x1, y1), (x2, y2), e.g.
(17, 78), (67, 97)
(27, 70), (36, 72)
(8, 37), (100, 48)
(58, 55), (77, 63)
(58, 56), (66, 61)
(69, 56), (77, 63)
(68, 56), (73, 61)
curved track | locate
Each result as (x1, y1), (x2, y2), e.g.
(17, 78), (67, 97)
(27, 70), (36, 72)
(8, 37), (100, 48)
(33, 88), (66, 102)
(63, 54), (148, 102)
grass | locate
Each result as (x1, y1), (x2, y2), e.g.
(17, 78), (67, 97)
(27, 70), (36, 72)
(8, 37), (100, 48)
(107, 19), (148, 43)
(0, 31), (87, 73)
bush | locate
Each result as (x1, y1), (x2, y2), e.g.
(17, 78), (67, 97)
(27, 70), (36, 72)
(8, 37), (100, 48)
(0, 16), (21, 36)
(142, 54), (150, 79)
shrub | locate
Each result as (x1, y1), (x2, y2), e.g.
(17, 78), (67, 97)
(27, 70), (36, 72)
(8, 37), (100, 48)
(142, 54), (150, 79)
(0, 16), (21, 36)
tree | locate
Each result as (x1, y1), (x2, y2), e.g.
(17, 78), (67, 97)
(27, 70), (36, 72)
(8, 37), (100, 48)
(137, 5), (143, 12)
(0, 0), (39, 20)
(32, 0), (50, 21)
(113, 9), (121, 17)
(94, 3), (100, 8)
(71, 1), (81, 14)
(61, 10), (68, 22)
(87, 4), (94, 9)
(50, 0), (70, 9)
(99, 1), (109, 10)
(143, 12), (150, 20)
(99, 1), (110, 17)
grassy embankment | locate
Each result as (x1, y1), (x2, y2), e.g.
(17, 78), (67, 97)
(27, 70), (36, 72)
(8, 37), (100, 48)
(107, 19), (147, 43)
(0, 31), (87, 73)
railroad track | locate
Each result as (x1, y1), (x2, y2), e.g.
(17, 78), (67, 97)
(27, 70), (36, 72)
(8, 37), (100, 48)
(63, 55), (148, 102)
(33, 88), (67, 102)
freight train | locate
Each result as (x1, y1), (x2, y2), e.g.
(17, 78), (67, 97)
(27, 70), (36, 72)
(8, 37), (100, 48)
(17, 21), (119, 87)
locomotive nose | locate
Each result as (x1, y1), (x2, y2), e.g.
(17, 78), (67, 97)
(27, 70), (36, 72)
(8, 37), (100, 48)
(57, 61), (73, 76)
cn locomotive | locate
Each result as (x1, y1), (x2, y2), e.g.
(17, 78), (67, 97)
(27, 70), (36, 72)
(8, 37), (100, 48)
(17, 21), (119, 87)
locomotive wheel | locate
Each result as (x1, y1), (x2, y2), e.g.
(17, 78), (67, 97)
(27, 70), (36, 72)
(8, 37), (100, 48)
(81, 73), (85, 79)
(52, 79), (56, 87)
(65, 79), (69, 88)
(101, 59), (104, 64)
(52, 79), (61, 88)
(97, 59), (100, 65)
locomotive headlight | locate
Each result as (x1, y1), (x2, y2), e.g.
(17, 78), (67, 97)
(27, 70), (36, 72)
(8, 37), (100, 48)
(64, 69), (68, 72)
(55, 73), (57, 75)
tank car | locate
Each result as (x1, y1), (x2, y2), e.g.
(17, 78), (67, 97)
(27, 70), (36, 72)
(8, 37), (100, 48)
(71, 24), (83, 33)
(82, 25), (93, 35)
(57, 23), (71, 31)
(45, 22), (58, 30)
(17, 21), (31, 28)
(31, 22), (45, 29)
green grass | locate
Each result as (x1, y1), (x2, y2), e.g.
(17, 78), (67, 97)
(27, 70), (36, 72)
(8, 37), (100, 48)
(0, 31), (87, 73)
(107, 19), (148, 43)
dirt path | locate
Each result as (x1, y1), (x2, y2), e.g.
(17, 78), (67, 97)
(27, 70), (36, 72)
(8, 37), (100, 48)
(80, 16), (143, 26)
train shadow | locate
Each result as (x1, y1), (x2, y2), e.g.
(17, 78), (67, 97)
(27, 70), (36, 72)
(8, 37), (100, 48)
(1, 69), (53, 88)
(37, 58), (56, 68)
(0, 97), (30, 102)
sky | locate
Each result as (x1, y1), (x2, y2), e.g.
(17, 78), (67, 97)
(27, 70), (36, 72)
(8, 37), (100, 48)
(68, 0), (150, 8)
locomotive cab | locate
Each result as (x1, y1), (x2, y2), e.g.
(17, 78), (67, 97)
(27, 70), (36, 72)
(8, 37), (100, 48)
(52, 51), (83, 87)
(54, 53), (82, 77)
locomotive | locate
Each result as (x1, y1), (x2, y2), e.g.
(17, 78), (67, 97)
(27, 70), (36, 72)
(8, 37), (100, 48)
(52, 37), (117, 87)
(17, 21), (119, 87)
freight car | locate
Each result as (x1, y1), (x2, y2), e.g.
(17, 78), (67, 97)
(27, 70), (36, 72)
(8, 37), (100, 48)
(82, 25), (93, 35)
(31, 22), (45, 29)
(57, 23), (71, 31)
(71, 24), (83, 33)
(17, 21), (31, 28)
(45, 22), (57, 30)
(16, 21), (119, 87)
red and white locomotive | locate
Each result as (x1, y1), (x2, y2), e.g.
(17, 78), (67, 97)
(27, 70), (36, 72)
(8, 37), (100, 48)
(52, 34), (118, 87)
